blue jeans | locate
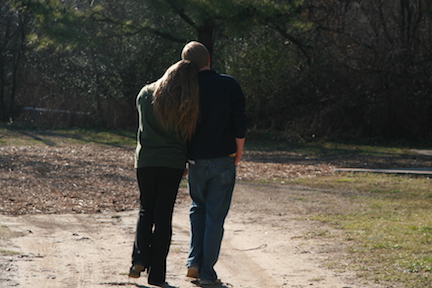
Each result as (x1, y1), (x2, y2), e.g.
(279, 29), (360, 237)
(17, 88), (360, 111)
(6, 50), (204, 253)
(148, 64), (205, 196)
(187, 157), (236, 281)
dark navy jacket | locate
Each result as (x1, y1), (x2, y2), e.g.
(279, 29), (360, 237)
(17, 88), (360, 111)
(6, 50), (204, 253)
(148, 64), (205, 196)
(188, 70), (246, 160)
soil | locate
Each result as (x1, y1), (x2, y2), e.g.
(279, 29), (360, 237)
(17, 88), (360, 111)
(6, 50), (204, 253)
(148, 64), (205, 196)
(1, 143), (430, 288)
(0, 184), (386, 288)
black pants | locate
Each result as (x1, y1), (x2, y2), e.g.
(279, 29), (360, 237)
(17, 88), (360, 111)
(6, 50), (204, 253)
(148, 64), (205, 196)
(132, 167), (183, 284)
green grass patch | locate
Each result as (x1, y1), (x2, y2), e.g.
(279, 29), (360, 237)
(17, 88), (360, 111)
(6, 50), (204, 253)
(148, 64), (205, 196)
(245, 130), (422, 157)
(0, 224), (23, 240)
(0, 249), (20, 256)
(0, 126), (136, 147)
(244, 131), (430, 285)
(243, 132), (431, 288)
(0, 225), (22, 257)
(299, 173), (432, 287)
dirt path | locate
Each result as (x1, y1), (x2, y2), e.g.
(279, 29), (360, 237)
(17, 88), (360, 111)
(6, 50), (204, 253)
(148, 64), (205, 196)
(1, 183), (385, 288)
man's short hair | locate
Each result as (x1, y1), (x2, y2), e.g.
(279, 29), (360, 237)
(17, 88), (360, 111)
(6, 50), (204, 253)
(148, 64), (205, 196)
(181, 41), (209, 69)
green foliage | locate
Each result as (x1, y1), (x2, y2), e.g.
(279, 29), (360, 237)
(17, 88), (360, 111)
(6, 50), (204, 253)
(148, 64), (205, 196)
(26, 0), (86, 50)
(226, 32), (305, 130)
(1, 0), (431, 139)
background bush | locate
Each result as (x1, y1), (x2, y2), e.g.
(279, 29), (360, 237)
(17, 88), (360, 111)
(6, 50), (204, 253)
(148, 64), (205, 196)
(1, 0), (431, 140)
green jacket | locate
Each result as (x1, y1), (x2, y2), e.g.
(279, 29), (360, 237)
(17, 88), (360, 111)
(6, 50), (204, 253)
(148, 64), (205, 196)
(135, 84), (187, 169)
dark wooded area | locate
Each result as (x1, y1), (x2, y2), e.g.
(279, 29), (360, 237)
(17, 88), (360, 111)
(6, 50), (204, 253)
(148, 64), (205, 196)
(1, 0), (431, 140)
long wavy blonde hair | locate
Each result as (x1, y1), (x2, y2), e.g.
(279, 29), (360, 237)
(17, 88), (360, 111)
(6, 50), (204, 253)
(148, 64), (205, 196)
(153, 60), (199, 142)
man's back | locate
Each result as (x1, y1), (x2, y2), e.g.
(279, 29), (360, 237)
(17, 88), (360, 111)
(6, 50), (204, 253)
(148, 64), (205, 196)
(188, 70), (246, 160)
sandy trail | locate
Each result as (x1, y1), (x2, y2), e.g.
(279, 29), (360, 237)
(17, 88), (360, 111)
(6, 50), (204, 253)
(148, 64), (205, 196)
(0, 183), (384, 288)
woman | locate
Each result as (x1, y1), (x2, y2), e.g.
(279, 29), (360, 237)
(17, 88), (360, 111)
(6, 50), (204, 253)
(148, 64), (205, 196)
(128, 60), (199, 287)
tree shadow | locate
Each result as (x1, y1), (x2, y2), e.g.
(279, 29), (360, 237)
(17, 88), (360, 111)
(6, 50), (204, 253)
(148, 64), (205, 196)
(101, 280), (232, 288)
(243, 142), (432, 169)
(101, 282), (179, 288)
(5, 126), (135, 148)
(190, 279), (232, 288)
(16, 130), (57, 146)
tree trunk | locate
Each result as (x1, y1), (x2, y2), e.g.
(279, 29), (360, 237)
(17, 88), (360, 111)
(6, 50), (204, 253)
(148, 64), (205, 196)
(197, 21), (214, 56)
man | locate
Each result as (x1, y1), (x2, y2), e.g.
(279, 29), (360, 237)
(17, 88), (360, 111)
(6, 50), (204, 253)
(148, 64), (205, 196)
(181, 41), (247, 285)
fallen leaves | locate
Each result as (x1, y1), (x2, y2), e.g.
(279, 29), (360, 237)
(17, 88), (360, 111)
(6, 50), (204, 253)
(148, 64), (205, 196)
(1, 144), (430, 215)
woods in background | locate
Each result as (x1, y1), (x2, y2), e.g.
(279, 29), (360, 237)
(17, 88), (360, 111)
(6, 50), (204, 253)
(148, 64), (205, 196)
(1, 0), (431, 140)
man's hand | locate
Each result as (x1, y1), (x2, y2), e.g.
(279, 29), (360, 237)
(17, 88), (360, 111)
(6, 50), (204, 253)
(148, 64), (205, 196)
(234, 138), (245, 165)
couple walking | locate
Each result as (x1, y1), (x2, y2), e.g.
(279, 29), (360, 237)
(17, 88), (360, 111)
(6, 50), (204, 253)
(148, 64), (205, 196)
(128, 41), (247, 287)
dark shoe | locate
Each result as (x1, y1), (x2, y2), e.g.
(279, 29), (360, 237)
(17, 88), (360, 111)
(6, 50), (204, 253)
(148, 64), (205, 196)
(128, 264), (147, 278)
(186, 266), (199, 278)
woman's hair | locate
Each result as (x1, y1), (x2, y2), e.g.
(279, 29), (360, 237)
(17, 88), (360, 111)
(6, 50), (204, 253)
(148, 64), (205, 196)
(181, 41), (210, 69)
(153, 60), (199, 142)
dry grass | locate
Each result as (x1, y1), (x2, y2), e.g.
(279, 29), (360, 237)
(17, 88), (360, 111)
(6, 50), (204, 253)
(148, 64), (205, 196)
(0, 145), (137, 214)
